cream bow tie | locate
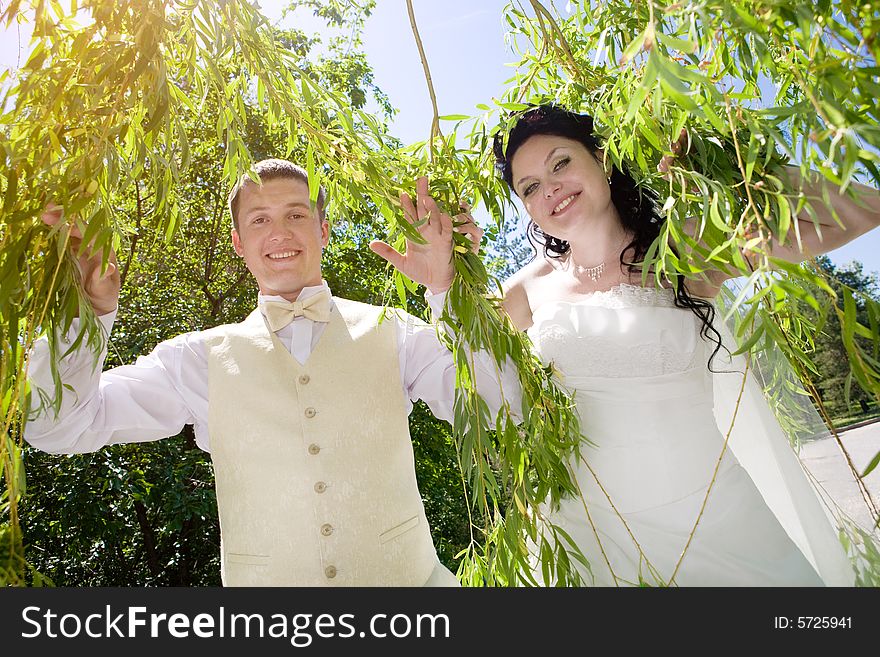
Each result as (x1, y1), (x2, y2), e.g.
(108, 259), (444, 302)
(261, 291), (332, 331)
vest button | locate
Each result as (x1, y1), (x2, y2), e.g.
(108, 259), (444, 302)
(299, 374), (310, 385)
(320, 523), (334, 536)
(324, 565), (337, 579)
(314, 481), (327, 493)
(308, 443), (320, 455)
(304, 407), (316, 418)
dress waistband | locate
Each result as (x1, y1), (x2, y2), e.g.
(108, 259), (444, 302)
(559, 367), (712, 403)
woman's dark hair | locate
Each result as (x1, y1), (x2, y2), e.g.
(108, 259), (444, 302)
(493, 104), (723, 367)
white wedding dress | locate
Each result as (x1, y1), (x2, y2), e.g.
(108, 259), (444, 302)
(527, 283), (855, 586)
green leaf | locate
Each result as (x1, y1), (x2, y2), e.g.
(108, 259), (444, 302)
(656, 31), (696, 54)
(306, 144), (319, 207)
(3, 167), (17, 211)
(862, 451), (880, 478)
(626, 51), (660, 122)
(619, 24), (650, 66)
(732, 320), (766, 356)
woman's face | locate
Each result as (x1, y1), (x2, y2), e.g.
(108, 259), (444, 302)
(509, 133), (613, 242)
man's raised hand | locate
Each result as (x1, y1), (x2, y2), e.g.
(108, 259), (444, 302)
(42, 204), (120, 315)
(369, 177), (482, 295)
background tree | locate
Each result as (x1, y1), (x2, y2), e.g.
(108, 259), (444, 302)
(809, 256), (880, 420)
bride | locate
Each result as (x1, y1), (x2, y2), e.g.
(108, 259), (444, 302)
(372, 103), (880, 586)
(489, 104), (880, 586)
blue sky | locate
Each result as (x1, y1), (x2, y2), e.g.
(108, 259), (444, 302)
(2, 0), (879, 277)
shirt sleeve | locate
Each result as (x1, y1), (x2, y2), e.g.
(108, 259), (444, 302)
(396, 290), (523, 424)
(24, 311), (209, 454)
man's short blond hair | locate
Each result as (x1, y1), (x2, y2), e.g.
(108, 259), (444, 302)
(228, 158), (326, 230)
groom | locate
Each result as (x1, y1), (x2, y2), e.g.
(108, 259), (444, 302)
(25, 158), (505, 586)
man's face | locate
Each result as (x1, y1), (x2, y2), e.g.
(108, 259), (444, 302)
(232, 177), (329, 301)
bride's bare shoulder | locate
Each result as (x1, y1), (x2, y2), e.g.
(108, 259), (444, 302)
(501, 258), (554, 331)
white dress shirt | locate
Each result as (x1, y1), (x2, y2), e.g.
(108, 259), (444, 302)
(25, 281), (521, 454)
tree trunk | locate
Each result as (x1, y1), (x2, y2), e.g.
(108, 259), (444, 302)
(133, 500), (161, 580)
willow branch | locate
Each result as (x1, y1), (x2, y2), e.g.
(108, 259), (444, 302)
(405, 0), (442, 154)
(527, 0), (580, 79)
(119, 181), (143, 288)
(515, 40), (548, 104)
(761, 268), (880, 527)
(800, 356), (880, 524)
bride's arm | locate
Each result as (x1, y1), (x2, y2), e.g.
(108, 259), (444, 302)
(679, 173), (880, 296)
(500, 259), (548, 331)
(661, 131), (880, 274)
(501, 282), (533, 332)
(752, 167), (880, 263)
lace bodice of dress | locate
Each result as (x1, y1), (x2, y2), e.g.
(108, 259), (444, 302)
(527, 284), (706, 379)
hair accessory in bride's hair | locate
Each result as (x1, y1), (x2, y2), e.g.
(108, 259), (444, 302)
(493, 104), (598, 181)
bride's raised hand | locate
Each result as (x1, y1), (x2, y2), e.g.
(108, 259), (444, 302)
(658, 128), (689, 181)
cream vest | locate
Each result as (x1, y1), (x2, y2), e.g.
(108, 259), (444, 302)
(204, 298), (449, 586)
